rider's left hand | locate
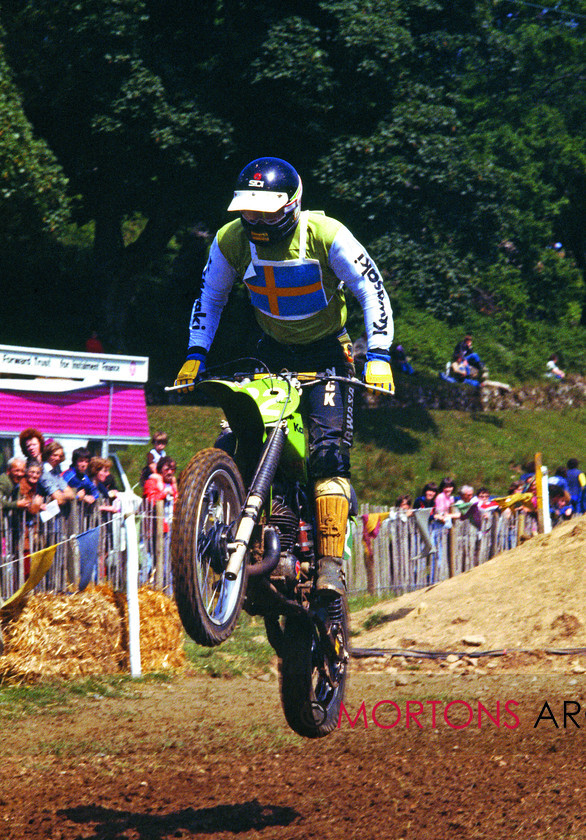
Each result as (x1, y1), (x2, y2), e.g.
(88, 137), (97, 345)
(363, 350), (395, 393)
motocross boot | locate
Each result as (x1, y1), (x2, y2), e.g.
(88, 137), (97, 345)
(314, 477), (350, 598)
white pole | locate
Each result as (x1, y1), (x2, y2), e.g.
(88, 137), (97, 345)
(123, 498), (142, 677)
(541, 465), (552, 534)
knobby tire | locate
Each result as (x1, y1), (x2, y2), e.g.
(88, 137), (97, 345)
(171, 448), (246, 646)
(279, 598), (349, 738)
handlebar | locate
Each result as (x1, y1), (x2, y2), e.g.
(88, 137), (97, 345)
(165, 370), (394, 397)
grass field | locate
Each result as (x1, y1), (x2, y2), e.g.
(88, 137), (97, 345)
(118, 400), (586, 507)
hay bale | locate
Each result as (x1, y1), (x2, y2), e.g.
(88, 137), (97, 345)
(0, 584), (185, 684)
(136, 587), (186, 672)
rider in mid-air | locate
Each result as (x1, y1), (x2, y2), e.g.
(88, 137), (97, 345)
(175, 157), (394, 598)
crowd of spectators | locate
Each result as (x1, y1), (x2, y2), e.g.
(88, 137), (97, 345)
(0, 424), (181, 595)
(383, 332), (570, 389)
(0, 429), (123, 580)
(400, 457), (585, 532)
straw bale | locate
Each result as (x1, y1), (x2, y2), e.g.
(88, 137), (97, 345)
(0, 584), (185, 684)
(0, 587), (124, 684)
(119, 586), (186, 673)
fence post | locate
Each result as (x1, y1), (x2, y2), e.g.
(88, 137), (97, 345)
(155, 500), (164, 589)
(447, 523), (455, 578)
(123, 498), (142, 678)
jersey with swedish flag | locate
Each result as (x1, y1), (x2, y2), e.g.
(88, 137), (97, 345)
(189, 210), (393, 350)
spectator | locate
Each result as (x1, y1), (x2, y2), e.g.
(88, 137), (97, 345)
(143, 457), (178, 513)
(141, 432), (169, 483)
(456, 484), (477, 505)
(566, 459), (585, 514)
(450, 352), (480, 387)
(41, 441), (75, 508)
(545, 354), (565, 380)
(85, 331), (104, 353)
(87, 457), (120, 512)
(391, 345), (414, 376)
(454, 483), (485, 528)
(548, 467), (570, 504)
(15, 460), (46, 511)
(477, 487), (499, 514)
(14, 460), (48, 570)
(142, 457), (178, 582)
(18, 428), (45, 464)
(62, 448), (96, 504)
(433, 477), (459, 524)
(507, 480), (524, 495)
(414, 482), (438, 509)
(453, 335), (485, 376)
(550, 486), (573, 526)
(0, 456), (27, 513)
(395, 494), (413, 517)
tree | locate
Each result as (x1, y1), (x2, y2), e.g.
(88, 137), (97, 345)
(2, 0), (585, 360)
(0, 25), (69, 244)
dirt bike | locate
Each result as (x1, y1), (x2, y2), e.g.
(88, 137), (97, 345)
(169, 364), (385, 738)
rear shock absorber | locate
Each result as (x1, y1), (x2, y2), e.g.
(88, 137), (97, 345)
(327, 596), (344, 624)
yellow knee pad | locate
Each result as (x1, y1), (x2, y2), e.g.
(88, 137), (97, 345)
(314, 477), (351, 558)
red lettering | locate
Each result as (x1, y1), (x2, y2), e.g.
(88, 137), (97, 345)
(372, 700), (401, 729)
(444, 700), (474, 730)
(426, 699), (443, 728)
(504, 700), (520, 729)
(338, 701), (368, 729)
(478, 701), (500, 728)
(406, 700), (424, 729)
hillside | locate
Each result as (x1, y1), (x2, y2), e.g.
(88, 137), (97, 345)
(118, 401), (586, 506)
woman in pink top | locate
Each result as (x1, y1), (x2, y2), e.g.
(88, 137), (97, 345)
(433, 478), (458, 523)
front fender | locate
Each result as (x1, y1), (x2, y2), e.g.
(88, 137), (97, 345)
(197, 377), (302, 484)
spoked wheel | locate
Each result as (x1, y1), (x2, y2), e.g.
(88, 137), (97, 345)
(172, 448), (246, 646)
(279, 596), (350, 738)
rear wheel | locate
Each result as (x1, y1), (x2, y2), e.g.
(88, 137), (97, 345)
(279, 597), (349, 738)
(172, 448), (246, 646)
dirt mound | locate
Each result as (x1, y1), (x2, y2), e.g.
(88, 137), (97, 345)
(352, 517), (586, 657)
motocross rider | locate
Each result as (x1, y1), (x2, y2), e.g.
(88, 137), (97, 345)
(175, 157), (394, 598)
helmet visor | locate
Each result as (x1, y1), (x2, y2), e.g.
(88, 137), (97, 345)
(227, 189), (288, 213)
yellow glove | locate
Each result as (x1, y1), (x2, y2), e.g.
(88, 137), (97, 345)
(174, 351), (206, 393)
(363, 352), (395, 393)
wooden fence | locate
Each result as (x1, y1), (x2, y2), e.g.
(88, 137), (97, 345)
(1, 500), (531, 604)
(0, 499), (172, 603)
(344, 505), (529, 595)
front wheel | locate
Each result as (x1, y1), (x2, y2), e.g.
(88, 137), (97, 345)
(172, 448), (246, 646)
(279, 597), (350, 738)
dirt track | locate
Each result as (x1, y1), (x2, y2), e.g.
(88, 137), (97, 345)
(2, 667), (585, 840)
(2, 519), (586, 839)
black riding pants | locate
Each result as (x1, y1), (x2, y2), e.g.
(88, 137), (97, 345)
(257, 334), (355, 480)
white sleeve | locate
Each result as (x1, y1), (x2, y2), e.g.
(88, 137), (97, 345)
(328, 225), (394, 350)
(188, 237), (238, 352)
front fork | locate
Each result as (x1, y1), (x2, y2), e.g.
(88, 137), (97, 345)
(224, 421), (286, 580)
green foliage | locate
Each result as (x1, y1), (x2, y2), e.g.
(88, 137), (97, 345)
(0, 33), (69, 241)
(0, 0), (584, 357)
(122, 400), (586, 511)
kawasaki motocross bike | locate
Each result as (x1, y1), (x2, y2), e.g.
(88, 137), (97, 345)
(170, 364), (372, 738)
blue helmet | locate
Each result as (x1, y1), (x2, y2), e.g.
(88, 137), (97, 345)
(227, 157), (302, 244)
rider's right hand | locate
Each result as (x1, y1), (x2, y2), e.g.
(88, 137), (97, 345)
(174, 348), (207, 393)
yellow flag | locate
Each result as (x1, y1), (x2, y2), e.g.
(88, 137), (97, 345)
(1, 543), (58, 609)
(491, 492), (535, 511)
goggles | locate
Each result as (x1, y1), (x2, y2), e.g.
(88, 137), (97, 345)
(241, 208), (286, 225)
